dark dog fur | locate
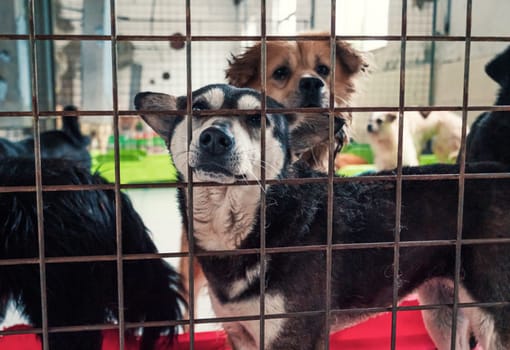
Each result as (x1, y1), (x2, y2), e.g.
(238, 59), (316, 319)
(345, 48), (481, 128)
(137, 84), (510, 349)
(179, 35), (363, 324)
(0, 158), (183, 350)
(0, 106), (91, 169)
(464, 45), (510, 163)
(453, 43), (510, 350)
(434, 44), (510, 350)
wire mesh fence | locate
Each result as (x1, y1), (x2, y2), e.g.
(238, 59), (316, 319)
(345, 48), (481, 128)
(0, 0), (510, 349)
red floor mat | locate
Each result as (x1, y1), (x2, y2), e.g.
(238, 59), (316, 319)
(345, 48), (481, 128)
(0, 300), (435, 349)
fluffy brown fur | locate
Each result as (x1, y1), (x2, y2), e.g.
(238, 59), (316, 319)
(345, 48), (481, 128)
(226, 33), (367, 172)
(225, 34), (367, 109)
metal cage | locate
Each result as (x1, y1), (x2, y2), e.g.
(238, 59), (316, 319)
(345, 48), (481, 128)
(1, 0), (510, 349)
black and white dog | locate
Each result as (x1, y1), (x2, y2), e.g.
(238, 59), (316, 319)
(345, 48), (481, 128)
(0, 105), (91, 169)
(0, 158), (184, 350)
(464, 45), (510, 163)
(136, 84), (510, 350)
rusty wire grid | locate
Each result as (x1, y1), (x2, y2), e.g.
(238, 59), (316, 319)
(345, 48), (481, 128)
(0, 0), (509, 350)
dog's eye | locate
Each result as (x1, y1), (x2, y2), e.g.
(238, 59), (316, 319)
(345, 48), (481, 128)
(272, 66), (290, 81)
(246, 114), (271, 127)
(376, 119), (383, 125)
(192, 100), (208, 110)
(316, 64), (330, 76)
(247, 114), (261, 126)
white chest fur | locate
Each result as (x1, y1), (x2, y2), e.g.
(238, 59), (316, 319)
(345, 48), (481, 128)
(210, 290), (286, 349)
(190, 185), (261, 251)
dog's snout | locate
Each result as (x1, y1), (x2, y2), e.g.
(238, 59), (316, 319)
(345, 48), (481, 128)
(299, 77), (324, 92)
(199, 127), (234, 155)
(367, 124), (374, 133)
(299, 77), (325, 107)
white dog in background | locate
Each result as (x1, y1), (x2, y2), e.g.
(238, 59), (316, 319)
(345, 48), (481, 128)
(366, 112), (420, 170)
(367, 111), (467, 170)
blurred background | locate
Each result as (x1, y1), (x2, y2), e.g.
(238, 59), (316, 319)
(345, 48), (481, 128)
(1, 0), (509, 151)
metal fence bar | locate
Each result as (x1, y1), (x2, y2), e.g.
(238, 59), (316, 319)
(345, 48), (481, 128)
(324, 0), (337, 348)
(4, 296), (510, 337)
(2, 33), (510, 42)
(27, 0), (49, 349)
(107, 1), (127, 349)
(1, 1), (510, 347)
(185, 0), (196, 347)
(259, 0), (268, 348)
(4, 171), (510, 193)
(3, 235), (510, 269)
(451, 0), (473, 348)
(390, 0), (408, 348)
(3, 104), (510, 118)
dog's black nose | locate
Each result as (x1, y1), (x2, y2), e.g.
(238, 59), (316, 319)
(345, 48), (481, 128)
(367, 124), (373, 133)
(199, 127), (234, 155)
(299, 77), (325, 107)
(299, 77), (324, 93)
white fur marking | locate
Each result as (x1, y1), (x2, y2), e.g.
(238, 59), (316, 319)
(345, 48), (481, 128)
(191, 185), (260, 251)
(210, 291), (286, 349)
(457, 287), (502, 349)
(229, 263), (262, 299)
(237, 94), (261, 110)
(200, 87), (225, 109)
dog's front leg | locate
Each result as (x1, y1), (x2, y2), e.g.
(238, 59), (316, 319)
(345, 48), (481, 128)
(418, 279), (473, 350)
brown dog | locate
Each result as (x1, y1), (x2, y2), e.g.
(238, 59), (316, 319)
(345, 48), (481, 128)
(226, 33), (367, 171)
(180, 35), (367, 326)
(225, 34), (366, 107)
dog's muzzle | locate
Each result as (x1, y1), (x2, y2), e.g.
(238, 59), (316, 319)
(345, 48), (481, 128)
(299, 77), (325, 108)
(199, 126), (234, 156)
(193, 126), (238, 178)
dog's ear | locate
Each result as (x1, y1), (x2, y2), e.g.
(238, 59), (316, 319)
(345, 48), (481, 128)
(134, 92), (181, 144)
(225, 44), (261, 87)
(485, 46), (510, 86)
(419, 110), (431, 119)
(336, 41), (368, 76)
(386, 113), (397, 123)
